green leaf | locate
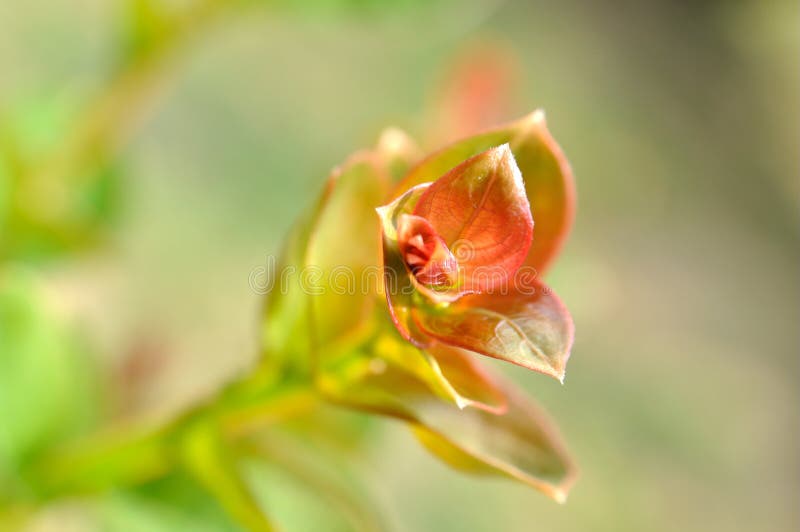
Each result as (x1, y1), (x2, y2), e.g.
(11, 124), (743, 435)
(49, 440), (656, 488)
(306, 153), (389, 350)
(264, 132), (416, 372)
(262, 203), (326, 374)
(98, 471), (240, 532)
(181, 421), (275, 532)
(369, 329), (506, 414)
(319, 354), (576, 502)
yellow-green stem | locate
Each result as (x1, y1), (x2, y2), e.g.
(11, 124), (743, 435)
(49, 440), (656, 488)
(27, 366), (318, 500)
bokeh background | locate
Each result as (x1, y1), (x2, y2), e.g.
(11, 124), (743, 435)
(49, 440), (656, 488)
(1, 0), (797, 530)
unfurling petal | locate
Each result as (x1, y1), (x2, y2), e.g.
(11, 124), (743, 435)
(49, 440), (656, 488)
(397, 214), (459, 289)
(377, 185), (431, 344)
(396, 111), (574, 276)
(414, 144), (532, 292)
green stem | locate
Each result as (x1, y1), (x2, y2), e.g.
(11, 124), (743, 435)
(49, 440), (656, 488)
(28, 365), (318, 500)
(182, 419), (278, 532)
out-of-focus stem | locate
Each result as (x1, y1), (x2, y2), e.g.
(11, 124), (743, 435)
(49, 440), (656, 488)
(182, 418), (278, 532)
(17, 0), (236, 233)
(245, 436), (388, 532)
(30, 366), (317, 499)
(43, 0), (231, 180)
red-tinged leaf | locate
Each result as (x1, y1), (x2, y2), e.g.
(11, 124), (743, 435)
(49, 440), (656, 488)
(396, 111), (575, 276)
(411, 282), (574, 383)
(318, 355), (576, 502)
(511, 113), (576, 275)
(306, 152), (390, 349)
(413, 144), (532, 292)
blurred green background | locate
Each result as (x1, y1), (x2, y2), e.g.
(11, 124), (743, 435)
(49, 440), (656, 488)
(1, 0), (797, 530)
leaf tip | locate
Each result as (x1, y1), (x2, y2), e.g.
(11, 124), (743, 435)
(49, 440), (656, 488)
(539, 361), (567, 385)
(495, 141), (513, 156)
(486, 143), (526, 202)
(454, 398), (469, 410)
(553, 361), (568, 385)
(514, 109), (551, 142)
(552, 488), (568, 504)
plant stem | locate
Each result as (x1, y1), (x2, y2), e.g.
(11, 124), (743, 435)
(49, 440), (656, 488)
(28, 364), (318, 500)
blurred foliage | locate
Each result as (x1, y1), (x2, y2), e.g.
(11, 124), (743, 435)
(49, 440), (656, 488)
(0, 98), (123, 261)
(98, 471), (239, 532)
(0, 268), (101, 500)
(0, 0), (797, 530)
